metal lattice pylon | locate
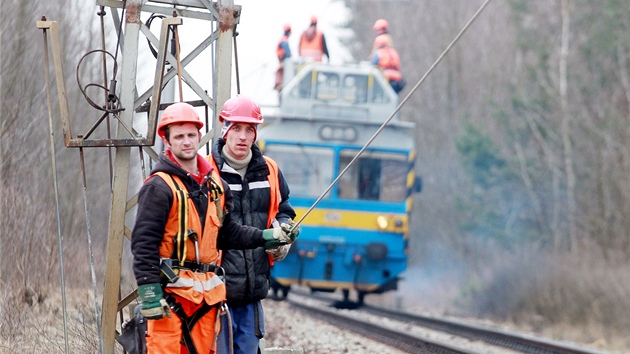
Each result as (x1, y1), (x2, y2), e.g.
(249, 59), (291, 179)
(39, 0), (239, 352)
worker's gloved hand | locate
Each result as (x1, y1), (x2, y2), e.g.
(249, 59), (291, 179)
(266, 244), (291, 262)
(281, 219), (300, 241)
(137, 283), (170, 320)
(262, 227), (294, 249)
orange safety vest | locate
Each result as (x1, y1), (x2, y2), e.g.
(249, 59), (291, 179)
(277, 35), (289, 61)
(143, 171), (228, 354)
(376, 47), (402, 82)
(153, 171), (227, 307)
(299, 30), (324, 62)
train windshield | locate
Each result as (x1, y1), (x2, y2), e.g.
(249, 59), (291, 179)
(264, 144), (334, 198)
(338, 150), (408, 202)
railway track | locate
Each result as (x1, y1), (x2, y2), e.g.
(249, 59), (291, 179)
(286, 290), (608, 354)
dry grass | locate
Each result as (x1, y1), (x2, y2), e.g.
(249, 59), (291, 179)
(0, 286), (104, 354)
(370, 244), (629, 353)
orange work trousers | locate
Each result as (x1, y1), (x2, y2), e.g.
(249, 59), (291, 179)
(146, 295), (220, 354)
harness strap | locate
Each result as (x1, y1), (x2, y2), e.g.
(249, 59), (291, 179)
(161, 258), (224, 275)
(165, 295), (198, 354)
(164, 295), (215, 354)
(167, 175), (189, 267)
(208, 174), (224, 226)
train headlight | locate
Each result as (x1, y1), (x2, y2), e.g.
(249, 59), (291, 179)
(376, 216), (388, 230)
(318, 124), (357, 142)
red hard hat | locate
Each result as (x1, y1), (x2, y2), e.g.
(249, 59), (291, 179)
(157, 102), (203, 138)
(373, 19), (389, 31)
(284, 23), (291, 32)
(310, 16), (318, 25)
(374, 34), (390, 48)
(219, 95), (264, 125)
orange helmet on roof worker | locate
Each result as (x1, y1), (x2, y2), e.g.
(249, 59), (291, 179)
(374, 34), (390, 48)
(373, 19), (389, 31)
(284, 23), (291, 32)
(157, 102), (203, 138)
(310, 16), (318, 25)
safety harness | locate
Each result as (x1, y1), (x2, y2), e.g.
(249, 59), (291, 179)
(157, 172), (226, 354)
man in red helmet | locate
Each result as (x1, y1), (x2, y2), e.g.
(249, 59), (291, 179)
(370, 18), (394, 56)
(131, 102), (299, 353)
(371, 35), (406, 94)
(298, 16), (329, 62)
(275, 24), (292, 91)
(207, 95), (296, 354)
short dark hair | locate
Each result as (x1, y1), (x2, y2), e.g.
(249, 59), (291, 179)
(163, 126), (171, 140)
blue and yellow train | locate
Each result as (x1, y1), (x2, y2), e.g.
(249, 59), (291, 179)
(259, 60), (421, 304)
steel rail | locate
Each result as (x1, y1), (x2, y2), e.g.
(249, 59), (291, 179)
(290, 289), (607, 354)
(287, 297), (480, 354)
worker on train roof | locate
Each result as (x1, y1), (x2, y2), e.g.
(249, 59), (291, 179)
(299, 15), (330, 62)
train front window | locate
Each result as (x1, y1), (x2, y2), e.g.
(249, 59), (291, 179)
(342, 74), (368, 104)
(315, 72), (339, 101)
(263, 144), (334, 198)
(338, 150), (408, 202)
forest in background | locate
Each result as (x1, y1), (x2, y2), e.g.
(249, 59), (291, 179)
(343, 0), (629, 350)
(1, 0), (629, 352)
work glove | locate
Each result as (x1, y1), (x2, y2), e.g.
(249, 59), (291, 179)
(266, 244), (291, 262)
(137, 283), (170, 320)
(281, 219), (300, 241)
(262, 221), (299, 249)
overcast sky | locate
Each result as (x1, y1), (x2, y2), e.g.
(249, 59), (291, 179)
(138, 1), (354, 123)
(231, 0), (353, 106)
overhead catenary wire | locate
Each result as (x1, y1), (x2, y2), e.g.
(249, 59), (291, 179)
(41, 20), (70, 354)
(293, 0), (494, 228)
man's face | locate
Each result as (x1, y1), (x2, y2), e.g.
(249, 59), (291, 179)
(163, 123), (200, 162)
(224, 122), (256, 160)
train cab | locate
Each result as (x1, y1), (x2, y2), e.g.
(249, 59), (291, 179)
(260, 61), (420, 304)
(277, 60), (401, 122)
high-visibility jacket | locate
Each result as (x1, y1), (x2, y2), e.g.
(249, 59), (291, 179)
(206, 141), (295, 306)
(375, 46), (402, 82)
(299, 29), (325, 62)
(133, 153), (268, 354)
(208, 155), (281, 266)
(277, 35), (291, 62)
(154, 171), (226, 306)
(144, 169), (227, 354)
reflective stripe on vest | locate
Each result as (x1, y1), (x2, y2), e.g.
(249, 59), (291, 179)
(208, 155), (282, 265)
(300, 30), (324, 62)
(207, 155), (280, 228)
(152, 171), (226, 305)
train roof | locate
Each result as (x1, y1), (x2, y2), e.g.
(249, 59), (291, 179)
(274, 60), (402, 123)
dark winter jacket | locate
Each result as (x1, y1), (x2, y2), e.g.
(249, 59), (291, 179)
(211, 140), (296, 306)
(132, 152), (267, 286)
